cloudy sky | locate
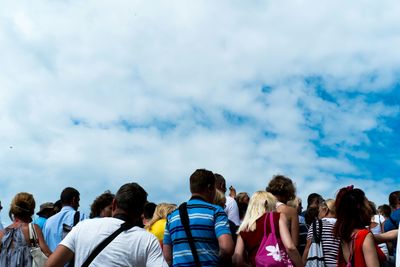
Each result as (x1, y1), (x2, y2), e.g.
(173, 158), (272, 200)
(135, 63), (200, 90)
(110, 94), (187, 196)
(0, 1), (399, 222)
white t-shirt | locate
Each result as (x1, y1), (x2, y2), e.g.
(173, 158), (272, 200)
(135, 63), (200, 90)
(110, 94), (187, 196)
(224, 196), (240, 226)
(60, 217), (168, 267)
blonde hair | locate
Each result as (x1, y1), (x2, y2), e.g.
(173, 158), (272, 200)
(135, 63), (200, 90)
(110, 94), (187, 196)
(145, 203), (177, 230)
(238, 191), (277, 233)
(9, 192), (35, 221)
(287, 196), (301, 209)
(324, 199), (336, 217)
(214, 189), (226, 208)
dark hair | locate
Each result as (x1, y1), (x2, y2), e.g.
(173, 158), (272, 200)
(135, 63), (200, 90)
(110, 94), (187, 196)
(306, 193), (323, 208)
(334, 187), (371, 242)
(266, 175), (296, 203)
(60, 187), (80, 205)
(190, 169), (216, 194)
(214, 173), (226, 192)
(378, 204), (391, 218)
(368, 201), (377, 215)
(143, 202), (157, 220)
(89, 191), (115, 218)
(115, 182), (148, 221)
(235, 192), (249, 220)
(388, 191), (400, 209)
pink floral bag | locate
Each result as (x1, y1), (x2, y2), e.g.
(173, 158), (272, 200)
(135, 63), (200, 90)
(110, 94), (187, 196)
(255, 212), (294, 267)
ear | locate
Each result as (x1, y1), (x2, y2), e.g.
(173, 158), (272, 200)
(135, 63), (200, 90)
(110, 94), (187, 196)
(111, 199), (117, 213)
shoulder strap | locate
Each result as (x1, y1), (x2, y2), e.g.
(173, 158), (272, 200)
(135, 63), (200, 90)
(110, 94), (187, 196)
(73, 211), (80, 226)
(179, 202), (201, 267)
(81, 222), (134, 267)
(28, 223), (39, 247)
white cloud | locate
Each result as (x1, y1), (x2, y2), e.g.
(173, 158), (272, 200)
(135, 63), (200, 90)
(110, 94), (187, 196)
(0, 0), (399, 223)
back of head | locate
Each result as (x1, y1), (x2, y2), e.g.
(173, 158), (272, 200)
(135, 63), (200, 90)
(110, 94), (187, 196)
(115, 182), (148, 222)
(238, 191), (276, 233)
(90, 191), (115, 218)
(388, 191), (400, 209)
(213, 189), (227, 208)
(378, 204), (391, 218)
(324, 199), (336, 217)
(190, 169), (216, 194)
(60, 187), (80, 206)
(143, 202), (157, 220)
(10, 192), (35, 221)
(266, 175), (296, 203)
(334, 186), (371, 242)
(145, 203), (177, 229)
(307, 193), (323, 208)
(214, 173), (226, 193)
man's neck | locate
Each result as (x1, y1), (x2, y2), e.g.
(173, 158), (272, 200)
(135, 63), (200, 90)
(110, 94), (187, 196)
(191, 193), (210, 203)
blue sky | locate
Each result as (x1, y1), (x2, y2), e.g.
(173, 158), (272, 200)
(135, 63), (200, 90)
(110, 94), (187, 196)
(0, 1), (399, 223)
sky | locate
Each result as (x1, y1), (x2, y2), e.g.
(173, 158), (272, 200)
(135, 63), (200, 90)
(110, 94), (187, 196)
(0, 1), (399, 223)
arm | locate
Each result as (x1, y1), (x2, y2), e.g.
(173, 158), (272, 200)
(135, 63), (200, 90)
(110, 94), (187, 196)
(374, 229), (398, 243)
(45, 245), (74, 267)
(34, 224), (52, 257)
(288, 207), (299, 247)
(279, 213), (303, 267)
(302, 239), (312, 264)
(218, 233), (234, 258)
(162, 244), (172, 266)
(232, 235), (251, 267)
(362, 232), (380, 267)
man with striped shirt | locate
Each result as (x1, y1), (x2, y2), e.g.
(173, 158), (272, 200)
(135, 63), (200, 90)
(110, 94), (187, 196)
(163, 169), (234, 266)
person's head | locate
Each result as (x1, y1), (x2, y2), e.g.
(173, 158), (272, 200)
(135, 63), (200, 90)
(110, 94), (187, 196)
(9, 192), (35, 222)
(37, 202), (56, 219)
(236, 192), (250, 220)
(266, 175), (296, 203)
(60, 187), (80, 210)
(334, 186), (372, 242)
(214, 173), (227, 194)
(378, 204), (391, 219)
(287, 197), (303, 215)
(0, 201), (3, 213)
(368, 201), (377, 216)
(213, 189), (227, 208)
(89, 191), (115, 218)
(388, 191), (400, 209)
(318, 199), (335, 219)
(238, 191), (277, 233)
(190, 169), (216, 203)
(142, 202), (157, 226)
(145, 203), (177, 230)
(306, 193), (324, 208)
(53, 199), (62, 213)
(113, 182), (148, 224)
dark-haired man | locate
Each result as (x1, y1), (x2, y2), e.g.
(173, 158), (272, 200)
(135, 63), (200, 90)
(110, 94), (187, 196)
(163, 169), (234, 266)
(47, 183), (167, 267)
(384, 190), (400, 262)
(43, 187), (84, 252)
(215, 173), (240, 226)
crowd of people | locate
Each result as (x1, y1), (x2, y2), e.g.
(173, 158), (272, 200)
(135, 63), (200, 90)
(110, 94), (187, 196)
(0, 169), (399, 267)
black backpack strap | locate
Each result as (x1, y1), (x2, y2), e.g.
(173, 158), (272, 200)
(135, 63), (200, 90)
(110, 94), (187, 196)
(81, 222), (134, 267)
(179, 202), (201, 267)
(73, 211), (80, 226)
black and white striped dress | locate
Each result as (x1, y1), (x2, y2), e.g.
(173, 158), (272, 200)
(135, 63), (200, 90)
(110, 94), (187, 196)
(306, 217), (340, 267)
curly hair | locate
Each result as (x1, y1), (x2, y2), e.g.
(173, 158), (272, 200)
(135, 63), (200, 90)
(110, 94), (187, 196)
(89, 191), (115, 218)
(9, 192), (35, 221)
(266, 174), (296, 203)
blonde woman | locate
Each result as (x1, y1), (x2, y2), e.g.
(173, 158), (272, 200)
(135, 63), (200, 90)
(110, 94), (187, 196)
(0, 192), (51, 266)
(302, 199), (340, 267)
(233, 191), (302, 267)
(146, 203), (177, 246)
(214, 189), (238, 243)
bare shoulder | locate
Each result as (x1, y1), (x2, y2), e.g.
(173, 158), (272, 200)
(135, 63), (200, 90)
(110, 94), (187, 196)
(277, 204), (297, 217)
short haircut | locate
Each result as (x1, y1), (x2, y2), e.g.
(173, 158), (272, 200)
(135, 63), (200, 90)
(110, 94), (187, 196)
(378, 204), (391, 218)
(143, 202), (157, 220)
(89, 191), (115, 218)
(266, 175), (296, 202)
(214, 173), (226, 190)
(190, 169), (216, 194)
(388, 191), (400, 209)
(115, 182), (148, 219)
(306, 193), (324, 207)
(60, 187), (80, 205)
